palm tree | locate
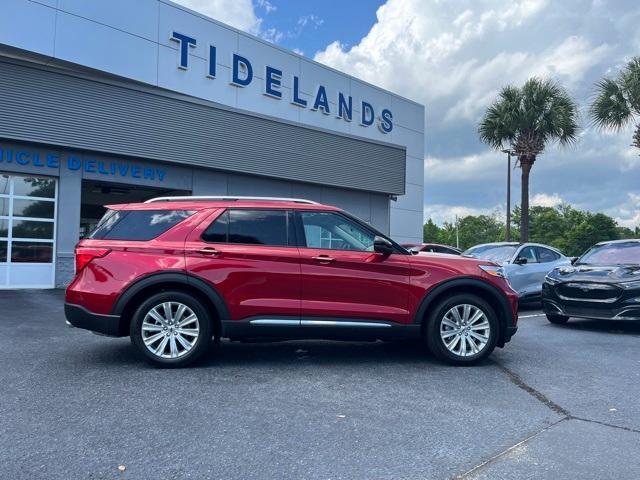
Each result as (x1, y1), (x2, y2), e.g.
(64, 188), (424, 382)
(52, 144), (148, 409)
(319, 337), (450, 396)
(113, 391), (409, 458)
(479, 78), (579, 242)
(590, 56), (640, 152)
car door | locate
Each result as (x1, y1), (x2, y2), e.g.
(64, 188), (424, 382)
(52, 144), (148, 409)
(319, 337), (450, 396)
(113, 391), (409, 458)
(185, 208), (301, 325)
(534, 246), (568, 290)
(296, 210), (412, 325)
(506, 245), (540, 297)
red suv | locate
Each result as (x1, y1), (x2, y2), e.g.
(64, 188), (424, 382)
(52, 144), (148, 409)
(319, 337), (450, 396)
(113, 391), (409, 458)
(65, 197), (518, 367)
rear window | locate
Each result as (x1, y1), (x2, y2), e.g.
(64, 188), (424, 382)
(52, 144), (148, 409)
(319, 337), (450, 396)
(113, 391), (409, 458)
(202, 209), (289, 246)
(88, 209), (194, 241)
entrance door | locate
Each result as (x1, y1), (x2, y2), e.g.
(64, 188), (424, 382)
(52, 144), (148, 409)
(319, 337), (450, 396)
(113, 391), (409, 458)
(0, 173), (57, 288)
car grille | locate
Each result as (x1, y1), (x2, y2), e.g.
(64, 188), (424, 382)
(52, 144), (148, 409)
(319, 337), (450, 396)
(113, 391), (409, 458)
(556, 283), (622, 303)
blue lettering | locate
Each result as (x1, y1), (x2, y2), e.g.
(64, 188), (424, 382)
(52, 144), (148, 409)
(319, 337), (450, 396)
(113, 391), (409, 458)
(46, 154), (59, 169)
(312, 85), (330, 114)
(378, 108), (393, 134)
(67, 156), (81, 170)
(208, 45), (217, 78)
(291, 76), (307, 108)
(337, 93), (353, 122)
(231, 54), (253, 87)
(16, 151), (30, 165)
(110, 163), (117, 175)
(32, 153), (44, 167)
(157, 170), (166, 182)
(131, 166), (141, 178)
(98, 161), (109, 175)
(264, 66), (283, 99)
(0, 147), (3, 163)
(118, 164), (129, 177)
(143, 168), (154, 180)
(170, 32), (196, 70)
(360, 101), (374, 127)
(84, 159), (96, 173)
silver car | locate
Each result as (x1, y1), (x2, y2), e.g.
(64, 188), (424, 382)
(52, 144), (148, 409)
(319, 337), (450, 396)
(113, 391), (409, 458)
(463, 242), (571, 300)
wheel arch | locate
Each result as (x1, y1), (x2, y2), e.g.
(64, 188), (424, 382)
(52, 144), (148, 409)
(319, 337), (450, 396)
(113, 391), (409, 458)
(112, 272), (230, 337)
(414, 277), (513, 347)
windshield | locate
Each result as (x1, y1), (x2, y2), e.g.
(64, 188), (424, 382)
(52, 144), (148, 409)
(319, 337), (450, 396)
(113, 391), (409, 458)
(577, 242), (640, 266)
(464, 245), (517, 263)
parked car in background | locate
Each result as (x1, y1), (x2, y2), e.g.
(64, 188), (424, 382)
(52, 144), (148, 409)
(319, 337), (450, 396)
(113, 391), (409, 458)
(463, 242), (571, 300)
(65, 196), (519, 367)
(542, 239), (640, 324)
(402, 243), (462, 255)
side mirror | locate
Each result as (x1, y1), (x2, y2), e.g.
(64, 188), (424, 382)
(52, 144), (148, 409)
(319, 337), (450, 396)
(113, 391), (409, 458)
(570, 257), (578, 265)
(373, 236), (394, 256)
(514, 257), (528, 265)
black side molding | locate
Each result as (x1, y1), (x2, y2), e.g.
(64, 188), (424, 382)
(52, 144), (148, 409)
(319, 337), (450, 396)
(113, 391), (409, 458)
(65, 303), (122, 337)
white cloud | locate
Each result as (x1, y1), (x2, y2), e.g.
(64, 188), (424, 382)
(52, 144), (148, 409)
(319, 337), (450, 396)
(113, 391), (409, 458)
(173, 0), (261, 33)
(531, 193), (563, 207)
(255, 0), (276, 14)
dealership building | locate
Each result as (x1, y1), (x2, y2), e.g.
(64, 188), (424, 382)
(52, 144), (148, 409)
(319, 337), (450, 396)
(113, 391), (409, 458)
(0, 0), (425, 289)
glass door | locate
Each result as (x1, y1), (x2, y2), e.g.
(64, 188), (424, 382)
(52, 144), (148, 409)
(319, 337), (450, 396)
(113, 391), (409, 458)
(0, 173), (57, 288)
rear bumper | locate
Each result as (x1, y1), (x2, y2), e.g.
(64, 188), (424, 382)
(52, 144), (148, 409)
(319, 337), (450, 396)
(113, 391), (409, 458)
(64, 303), (122, 336)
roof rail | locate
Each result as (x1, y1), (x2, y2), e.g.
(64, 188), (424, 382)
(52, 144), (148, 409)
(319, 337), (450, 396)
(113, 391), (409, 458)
(144, 195), (320, 205)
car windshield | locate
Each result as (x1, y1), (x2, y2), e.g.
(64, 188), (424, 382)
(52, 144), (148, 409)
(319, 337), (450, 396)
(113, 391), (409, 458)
(577, 242), (640, 266)
(464, 245), (517, 263)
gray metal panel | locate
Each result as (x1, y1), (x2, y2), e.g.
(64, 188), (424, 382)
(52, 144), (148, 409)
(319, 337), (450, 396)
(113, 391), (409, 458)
(0, 60), (406, 195)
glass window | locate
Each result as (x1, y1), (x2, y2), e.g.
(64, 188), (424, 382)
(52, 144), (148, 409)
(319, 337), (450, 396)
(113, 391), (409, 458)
(0, 241), (6, 262)
(12, 220), (54, 239)
(0, 219), (7, 237)
(202, 211), (229, 243)
(0, 198), (8, 216)
(11, 242), (53, 263)
(517, 246), (538, 263)
(464, 245), (517, 263)
(13, 199), (55, 218)
(89, 209), (193, 241)
(300, 212), (376, 251)
(536, 247), (560, 263)
(578, 242), (640, 266)
(0, 175), (8, 195)
(13, 176), (56, 198)
(202, 210), (288, 246)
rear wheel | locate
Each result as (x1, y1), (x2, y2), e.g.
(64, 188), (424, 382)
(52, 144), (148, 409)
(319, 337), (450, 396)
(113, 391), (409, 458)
(130, 291), (213, 367)
(425, 294), (498, 366)
(546, 314), (569, 324)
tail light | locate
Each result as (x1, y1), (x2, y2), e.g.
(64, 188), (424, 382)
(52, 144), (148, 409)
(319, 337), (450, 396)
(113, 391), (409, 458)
(75, 247), (111, 272)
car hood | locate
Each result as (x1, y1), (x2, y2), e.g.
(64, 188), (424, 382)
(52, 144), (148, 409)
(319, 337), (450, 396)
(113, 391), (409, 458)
(548, 264), (640, 284)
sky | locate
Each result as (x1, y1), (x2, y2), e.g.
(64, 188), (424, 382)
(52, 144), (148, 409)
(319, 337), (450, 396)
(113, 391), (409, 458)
(173, 0), (640, 229)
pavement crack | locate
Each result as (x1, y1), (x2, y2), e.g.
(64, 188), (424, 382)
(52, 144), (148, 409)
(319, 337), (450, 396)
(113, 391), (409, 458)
(571, 416), (640, 434)
(451, 418), (569, 479)
(492, 360), (571, 417)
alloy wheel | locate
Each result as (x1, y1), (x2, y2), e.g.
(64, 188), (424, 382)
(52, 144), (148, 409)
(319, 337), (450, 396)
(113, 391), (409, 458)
(439, 304), (490, 357)
(141, 302), (200, 359)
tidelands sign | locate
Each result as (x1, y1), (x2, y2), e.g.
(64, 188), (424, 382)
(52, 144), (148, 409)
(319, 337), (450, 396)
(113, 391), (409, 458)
(170, 31), (394, 134)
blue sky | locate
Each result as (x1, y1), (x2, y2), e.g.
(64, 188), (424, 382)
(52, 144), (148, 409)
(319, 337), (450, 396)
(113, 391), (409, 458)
(175, 0), (640, 229)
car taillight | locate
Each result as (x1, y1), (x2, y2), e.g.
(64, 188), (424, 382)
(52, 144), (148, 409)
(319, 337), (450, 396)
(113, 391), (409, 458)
(75, 247), (111, 272)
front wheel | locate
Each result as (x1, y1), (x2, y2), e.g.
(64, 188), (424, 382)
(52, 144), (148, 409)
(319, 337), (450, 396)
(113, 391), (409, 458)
(130, 291), (213, 368)
(425, 294), (499, 366)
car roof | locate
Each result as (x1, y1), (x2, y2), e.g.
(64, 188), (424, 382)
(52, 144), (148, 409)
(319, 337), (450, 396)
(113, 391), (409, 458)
(595, 238), (640, 246)
(106, 199), (340, 211)
(466, 242), (565, 254)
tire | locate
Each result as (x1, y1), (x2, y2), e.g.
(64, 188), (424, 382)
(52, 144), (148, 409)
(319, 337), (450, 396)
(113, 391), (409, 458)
(425, 294), (499, 366)
(130, 291), (213, 368)
(546, 314), (569, 324)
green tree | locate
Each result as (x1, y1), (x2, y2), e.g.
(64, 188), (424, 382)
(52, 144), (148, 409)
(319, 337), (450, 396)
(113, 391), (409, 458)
(590, 56), (640, 152)
(456, 215), (504, 250)
(423, 218), (440, 242)
(479, 78), (579, 242)
(566, 213), (619, 256)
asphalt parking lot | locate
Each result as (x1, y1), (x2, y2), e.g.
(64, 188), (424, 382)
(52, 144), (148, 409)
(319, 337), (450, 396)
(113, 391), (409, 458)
(1, 290), (639, 479)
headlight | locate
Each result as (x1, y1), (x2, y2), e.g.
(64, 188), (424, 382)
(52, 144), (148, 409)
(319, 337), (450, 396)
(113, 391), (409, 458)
(620, 280), (640, 290)
(479, 265), (505, 278)
(544, 274), (561, 285)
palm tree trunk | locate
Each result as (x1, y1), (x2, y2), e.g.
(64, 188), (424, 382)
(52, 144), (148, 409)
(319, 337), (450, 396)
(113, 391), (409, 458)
(633, 123), (640, 151)
(519, 156), (535, 243)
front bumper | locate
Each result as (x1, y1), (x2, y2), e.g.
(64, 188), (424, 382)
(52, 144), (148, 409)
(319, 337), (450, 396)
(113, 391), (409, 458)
(64, 303), (122, 336)
(542, 284), (640, 321)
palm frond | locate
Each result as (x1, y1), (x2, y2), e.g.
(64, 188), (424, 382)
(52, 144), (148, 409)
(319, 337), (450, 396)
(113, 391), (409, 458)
(589, 77), (632, 131)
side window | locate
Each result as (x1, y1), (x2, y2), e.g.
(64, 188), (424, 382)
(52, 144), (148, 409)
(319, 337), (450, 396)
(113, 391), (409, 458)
(202, 209), (288, 246)
(300, 212), (375, 251)
(536, 247), (560, 263)
(517, 246), (538, 263)
(89, 210), (194, 240)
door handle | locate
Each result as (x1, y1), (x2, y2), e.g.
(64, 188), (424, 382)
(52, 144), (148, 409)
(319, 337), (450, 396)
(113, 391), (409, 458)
(197, 247), (221, 256)
(312, 255), (335, 263)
